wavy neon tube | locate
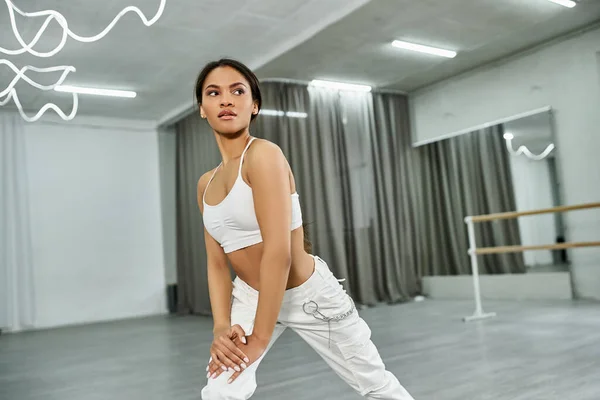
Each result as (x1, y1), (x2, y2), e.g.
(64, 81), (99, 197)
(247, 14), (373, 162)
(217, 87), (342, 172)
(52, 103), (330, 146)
(504, 137), (555, 161)
(1, 88), (78, 122)
(0, 60), (75, 98)
(0, 60), (77, 122)
(1, 0), (166, 57)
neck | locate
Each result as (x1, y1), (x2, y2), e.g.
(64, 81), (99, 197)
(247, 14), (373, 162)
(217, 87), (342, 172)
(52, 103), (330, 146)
(214, 128), (252, 166)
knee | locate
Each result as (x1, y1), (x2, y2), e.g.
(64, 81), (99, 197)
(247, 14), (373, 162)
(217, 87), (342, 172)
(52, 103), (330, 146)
(200, 372), (256, 400)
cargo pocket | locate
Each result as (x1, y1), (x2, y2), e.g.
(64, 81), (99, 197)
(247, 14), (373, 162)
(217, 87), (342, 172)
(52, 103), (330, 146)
(335, 318), (387, 396)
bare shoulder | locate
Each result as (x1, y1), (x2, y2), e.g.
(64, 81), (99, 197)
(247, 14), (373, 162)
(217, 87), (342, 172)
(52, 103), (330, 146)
(245, 138), (292, 191)
(246, 138), (287, 167)
(198, 169), (216, 193)
(196, 168), (217, 210)
(248, 137), (284, 155)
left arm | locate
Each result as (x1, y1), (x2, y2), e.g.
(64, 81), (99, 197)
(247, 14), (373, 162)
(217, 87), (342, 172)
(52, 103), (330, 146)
(248, 142), (292, 345)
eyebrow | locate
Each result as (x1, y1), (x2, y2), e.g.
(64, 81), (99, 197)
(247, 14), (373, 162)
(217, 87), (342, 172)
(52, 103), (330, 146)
(205, 82), (247, 90)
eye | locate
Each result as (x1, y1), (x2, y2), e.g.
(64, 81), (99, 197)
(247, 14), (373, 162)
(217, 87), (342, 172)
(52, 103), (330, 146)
(206, 90), (218, 96)
(233, 88), (245, 95)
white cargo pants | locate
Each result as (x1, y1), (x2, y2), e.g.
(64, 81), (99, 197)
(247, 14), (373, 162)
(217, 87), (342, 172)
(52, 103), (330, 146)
(201, 255), (415, 400)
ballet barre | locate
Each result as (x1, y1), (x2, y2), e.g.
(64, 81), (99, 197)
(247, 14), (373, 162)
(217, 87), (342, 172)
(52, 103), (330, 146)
(463, 201), (600, 323)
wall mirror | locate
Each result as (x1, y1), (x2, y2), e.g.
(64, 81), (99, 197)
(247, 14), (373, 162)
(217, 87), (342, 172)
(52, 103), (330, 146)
(502, 110), (567, 271)
(415, 107), (567, 277)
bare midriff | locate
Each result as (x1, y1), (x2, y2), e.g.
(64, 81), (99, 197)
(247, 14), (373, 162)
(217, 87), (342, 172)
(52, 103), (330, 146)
(225, 226), (315, 291)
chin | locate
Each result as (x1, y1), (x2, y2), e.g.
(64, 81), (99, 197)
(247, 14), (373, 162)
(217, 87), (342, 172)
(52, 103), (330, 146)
(211, 118), (250, 136)
(215, 124), (248, 138)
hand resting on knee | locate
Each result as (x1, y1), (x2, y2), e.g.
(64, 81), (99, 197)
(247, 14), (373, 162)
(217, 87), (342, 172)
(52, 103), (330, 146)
(207, 326), (270, 384)
(207, 324), (250, 379)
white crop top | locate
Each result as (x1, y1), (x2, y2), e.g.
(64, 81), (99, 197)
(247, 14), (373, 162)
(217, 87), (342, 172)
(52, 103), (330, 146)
(202, 137), (303, 253)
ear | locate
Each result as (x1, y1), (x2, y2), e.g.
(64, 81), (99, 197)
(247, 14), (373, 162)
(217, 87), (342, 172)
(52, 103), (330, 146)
(199, 105), (206, 119)
(252, 102), (259, 115)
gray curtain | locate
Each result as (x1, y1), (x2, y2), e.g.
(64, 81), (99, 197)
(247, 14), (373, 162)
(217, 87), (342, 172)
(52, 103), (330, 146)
(174, 113), (221, 316)
(414, 126), (526, 276)
(174, 82), (421, 314)
(256, 85), (420, 305)
(255, 83), (351, 292)
(369, 93), (421, 302)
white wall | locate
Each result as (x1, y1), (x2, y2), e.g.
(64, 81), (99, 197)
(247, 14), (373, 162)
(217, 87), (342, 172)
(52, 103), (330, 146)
(410, 27), (600, 299)
(23, 115), (167, 329)
(422, 272), (572, 301)
(509, 155), (557, 266)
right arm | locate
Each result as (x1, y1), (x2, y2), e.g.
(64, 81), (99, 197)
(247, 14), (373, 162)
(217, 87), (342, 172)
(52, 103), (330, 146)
(204, 227), (232, 333)
(197, 173), (249, 376)
(197, 172), (232, 332)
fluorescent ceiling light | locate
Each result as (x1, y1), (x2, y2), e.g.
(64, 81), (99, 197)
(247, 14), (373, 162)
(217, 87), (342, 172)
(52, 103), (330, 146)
(309, 80), (371, 92)
(285, 111), (308, 118)
(546, 0), (576, 7)
(391, 40), (457, 58)
(261, 109), (308, 118)
(260, 109), (285, 117)
(54, 85), (136, 98)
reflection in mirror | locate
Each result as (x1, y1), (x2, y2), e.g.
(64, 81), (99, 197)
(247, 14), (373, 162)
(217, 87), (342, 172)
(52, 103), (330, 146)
(415, 109), (565, 278)
(502, 111), (567, 272)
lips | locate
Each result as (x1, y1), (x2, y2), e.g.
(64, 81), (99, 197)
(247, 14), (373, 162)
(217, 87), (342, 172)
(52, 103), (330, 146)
(218, 109), (237, 118)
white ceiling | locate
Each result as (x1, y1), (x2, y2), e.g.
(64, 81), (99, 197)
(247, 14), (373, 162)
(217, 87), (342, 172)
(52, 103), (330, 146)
(258, 0), (600, 91)
(1, 0), (599, 124)
(0, 0), (368, 122)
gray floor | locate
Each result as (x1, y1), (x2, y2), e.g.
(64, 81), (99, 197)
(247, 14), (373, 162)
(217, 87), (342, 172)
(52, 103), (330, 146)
(1, 299), (599, 400)
(526, 263), (570, 273)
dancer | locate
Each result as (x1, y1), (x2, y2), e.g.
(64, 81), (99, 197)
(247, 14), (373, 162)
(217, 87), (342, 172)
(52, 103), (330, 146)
(195, 58), (414, 400)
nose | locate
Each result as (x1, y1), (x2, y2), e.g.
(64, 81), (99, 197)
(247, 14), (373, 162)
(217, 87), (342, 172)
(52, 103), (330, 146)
(220, 93), (233, 107)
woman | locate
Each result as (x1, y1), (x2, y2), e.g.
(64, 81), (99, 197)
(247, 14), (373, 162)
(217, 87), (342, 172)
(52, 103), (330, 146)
(196, 58), (414, 400)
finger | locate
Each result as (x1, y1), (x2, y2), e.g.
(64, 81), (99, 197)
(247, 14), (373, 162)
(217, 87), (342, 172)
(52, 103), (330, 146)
(208, 360), (226, 379)
(207, 354), (218, 378)
(226, 335), (250, 364)
(209, 351), (227, 376)
(210, 358), (224, 372)
(216, 337), (246, 369)
(230, 324), (247, 344)
(208, 360), (220, 377)
(219, 336), (249, 366)
(215, 349), (240, 373)
(206, 352), (223, 379)
(227, 368), (243, 384)
(209, 366), (225, 379)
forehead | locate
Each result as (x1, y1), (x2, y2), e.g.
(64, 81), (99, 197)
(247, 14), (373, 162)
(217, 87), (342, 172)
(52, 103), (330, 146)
(203, 66), (249, 88)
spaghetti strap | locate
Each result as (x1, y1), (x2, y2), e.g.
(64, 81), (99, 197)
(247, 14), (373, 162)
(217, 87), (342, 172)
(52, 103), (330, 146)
(238, 137), (256, 176)
(202, 163), (221, 203)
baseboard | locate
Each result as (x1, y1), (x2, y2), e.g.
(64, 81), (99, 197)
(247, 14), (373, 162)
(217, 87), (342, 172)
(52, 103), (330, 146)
(3, 308), (170, 334)
(422, 272), (572, 300)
